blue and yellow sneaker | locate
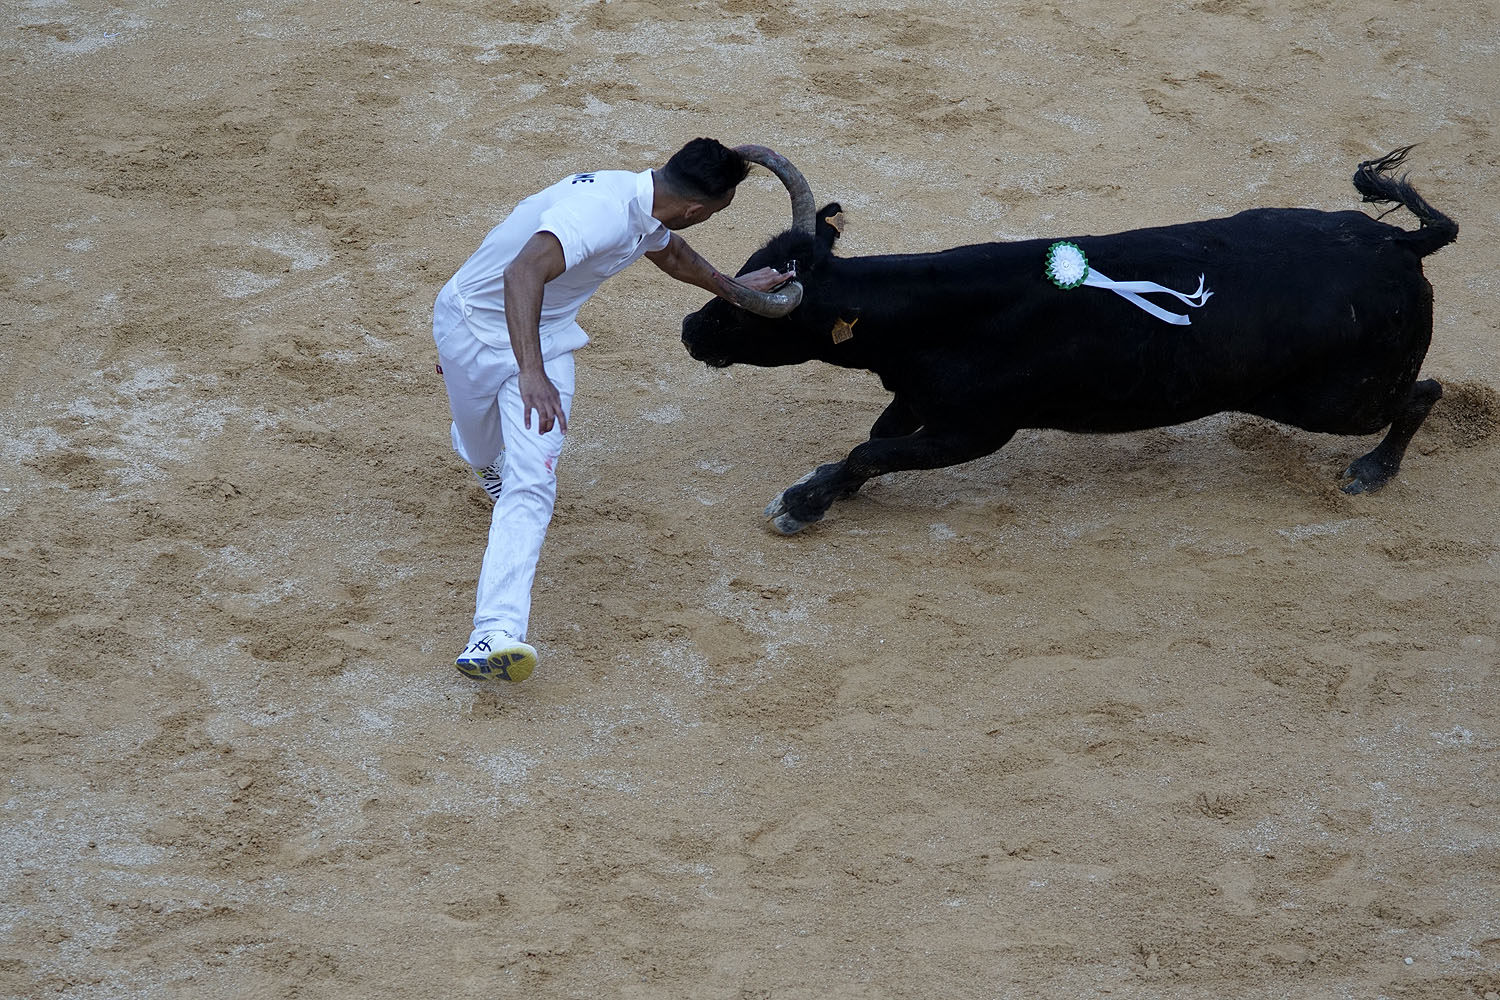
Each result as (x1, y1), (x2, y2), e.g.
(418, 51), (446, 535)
(455, 633), (537, 683)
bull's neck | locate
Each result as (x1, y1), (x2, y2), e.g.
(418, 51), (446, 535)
(807, 242), (1039, 367)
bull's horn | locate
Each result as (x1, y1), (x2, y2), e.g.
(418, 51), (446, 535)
(714, 272), (804, 318)
(718, 144), (813, 316)
(734, 144), (816, 236)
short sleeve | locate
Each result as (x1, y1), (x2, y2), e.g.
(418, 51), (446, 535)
(537, 196), (631, 271)
(641, 225), (671, 254)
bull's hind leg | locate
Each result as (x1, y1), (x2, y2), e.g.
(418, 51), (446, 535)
(1341, 378), (1442, 494)
(765, 426), (1013, 534)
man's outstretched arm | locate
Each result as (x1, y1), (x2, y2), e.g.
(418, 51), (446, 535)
(646, 232), (794, 296)
(503, 232), (569, 434)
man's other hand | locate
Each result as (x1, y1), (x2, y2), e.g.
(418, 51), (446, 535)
(518, 369), (567, 435)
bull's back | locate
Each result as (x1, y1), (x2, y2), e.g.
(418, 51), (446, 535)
(872, 208), (1434, 432)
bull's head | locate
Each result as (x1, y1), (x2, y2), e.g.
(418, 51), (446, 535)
(682, 147), (844, 369)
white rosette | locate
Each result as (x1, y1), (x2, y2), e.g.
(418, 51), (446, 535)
(1044, 241), (1213, 325)
(1045, 241), (1090, 289)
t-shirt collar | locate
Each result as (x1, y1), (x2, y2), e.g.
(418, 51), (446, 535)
(631, 169), (661, 236)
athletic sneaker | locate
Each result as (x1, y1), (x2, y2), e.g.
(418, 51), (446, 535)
(472, 459), (504, 503)
(454, 633), (537, 683)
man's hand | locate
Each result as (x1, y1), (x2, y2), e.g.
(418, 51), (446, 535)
(518, 368), (567, 435)
(646, 233), (796, 297)
(734, 265), (796, 292)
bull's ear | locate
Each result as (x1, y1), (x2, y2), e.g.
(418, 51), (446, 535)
(817, 202), (845, 247)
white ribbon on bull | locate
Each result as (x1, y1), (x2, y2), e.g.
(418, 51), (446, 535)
(1044, 241), (1212, 325)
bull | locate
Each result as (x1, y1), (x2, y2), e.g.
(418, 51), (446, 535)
(683, 146), (1458, 534)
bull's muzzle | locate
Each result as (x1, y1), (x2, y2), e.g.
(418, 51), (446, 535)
(680, 315), (735, 368)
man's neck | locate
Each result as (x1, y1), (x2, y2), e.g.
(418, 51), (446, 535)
(649, 170), (673, 225)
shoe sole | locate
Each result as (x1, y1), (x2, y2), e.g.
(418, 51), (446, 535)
(455, 644), (537, 683)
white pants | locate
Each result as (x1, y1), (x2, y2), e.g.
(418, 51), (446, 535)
(433, 289), (575, 645)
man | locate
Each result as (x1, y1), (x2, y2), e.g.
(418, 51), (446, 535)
(434, 138), (793, 683)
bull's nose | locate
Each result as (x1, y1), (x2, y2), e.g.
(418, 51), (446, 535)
(681, 333), (729, 368)
(680, 322), (706, 359)
(686, 346), (731, 368)
(681, 316), (731, 367)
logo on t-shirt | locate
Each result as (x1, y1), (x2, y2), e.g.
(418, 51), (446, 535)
(570, 173), (596, 184)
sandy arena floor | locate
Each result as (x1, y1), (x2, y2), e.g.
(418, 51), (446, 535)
(3, 1), (1499, 997)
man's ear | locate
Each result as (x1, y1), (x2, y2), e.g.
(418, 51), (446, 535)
(684, 199), (719, 226)
(816, 202), (845, 247)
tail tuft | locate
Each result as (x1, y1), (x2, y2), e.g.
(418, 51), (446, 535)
(1353, 145), (1458, 257)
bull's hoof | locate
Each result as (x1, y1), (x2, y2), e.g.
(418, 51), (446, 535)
(764, 469), (820, 518)
(1340, 456), (1393, 495)
(768, 512), (816, 535)
(764, 492), (822, 534)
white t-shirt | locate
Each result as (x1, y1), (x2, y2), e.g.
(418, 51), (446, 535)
(445, 168), (671, 356)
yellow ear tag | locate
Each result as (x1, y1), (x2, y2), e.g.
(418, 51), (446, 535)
(823, 211), (846, 234)
(831, 317), (857, 344)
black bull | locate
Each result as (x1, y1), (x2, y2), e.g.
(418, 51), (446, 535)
(680, 148), (1458, 534)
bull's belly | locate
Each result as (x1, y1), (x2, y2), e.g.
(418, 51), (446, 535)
(1024, 378), (1404, 437)
(1037, 405), (1230, 435)
(1010, 376), (1267, 434)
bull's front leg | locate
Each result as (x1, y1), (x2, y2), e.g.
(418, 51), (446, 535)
(764, 426), (1015, 535)
(870, 394), (921, 439)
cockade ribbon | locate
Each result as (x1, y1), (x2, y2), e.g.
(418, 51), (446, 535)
(1044, 241), (1213, 326)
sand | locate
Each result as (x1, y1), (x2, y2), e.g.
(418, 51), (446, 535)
(3, 0), (1498, 996)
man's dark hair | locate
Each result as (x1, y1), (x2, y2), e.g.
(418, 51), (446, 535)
(661, 138), (749, 202)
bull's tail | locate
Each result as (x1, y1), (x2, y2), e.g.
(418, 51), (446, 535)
(1353, 145), (1458, 257)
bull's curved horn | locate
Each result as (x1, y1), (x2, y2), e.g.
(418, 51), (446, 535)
(718, 144), (814, 317)
(713, 272), (804, 319)
(734, 144), (816, 236)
